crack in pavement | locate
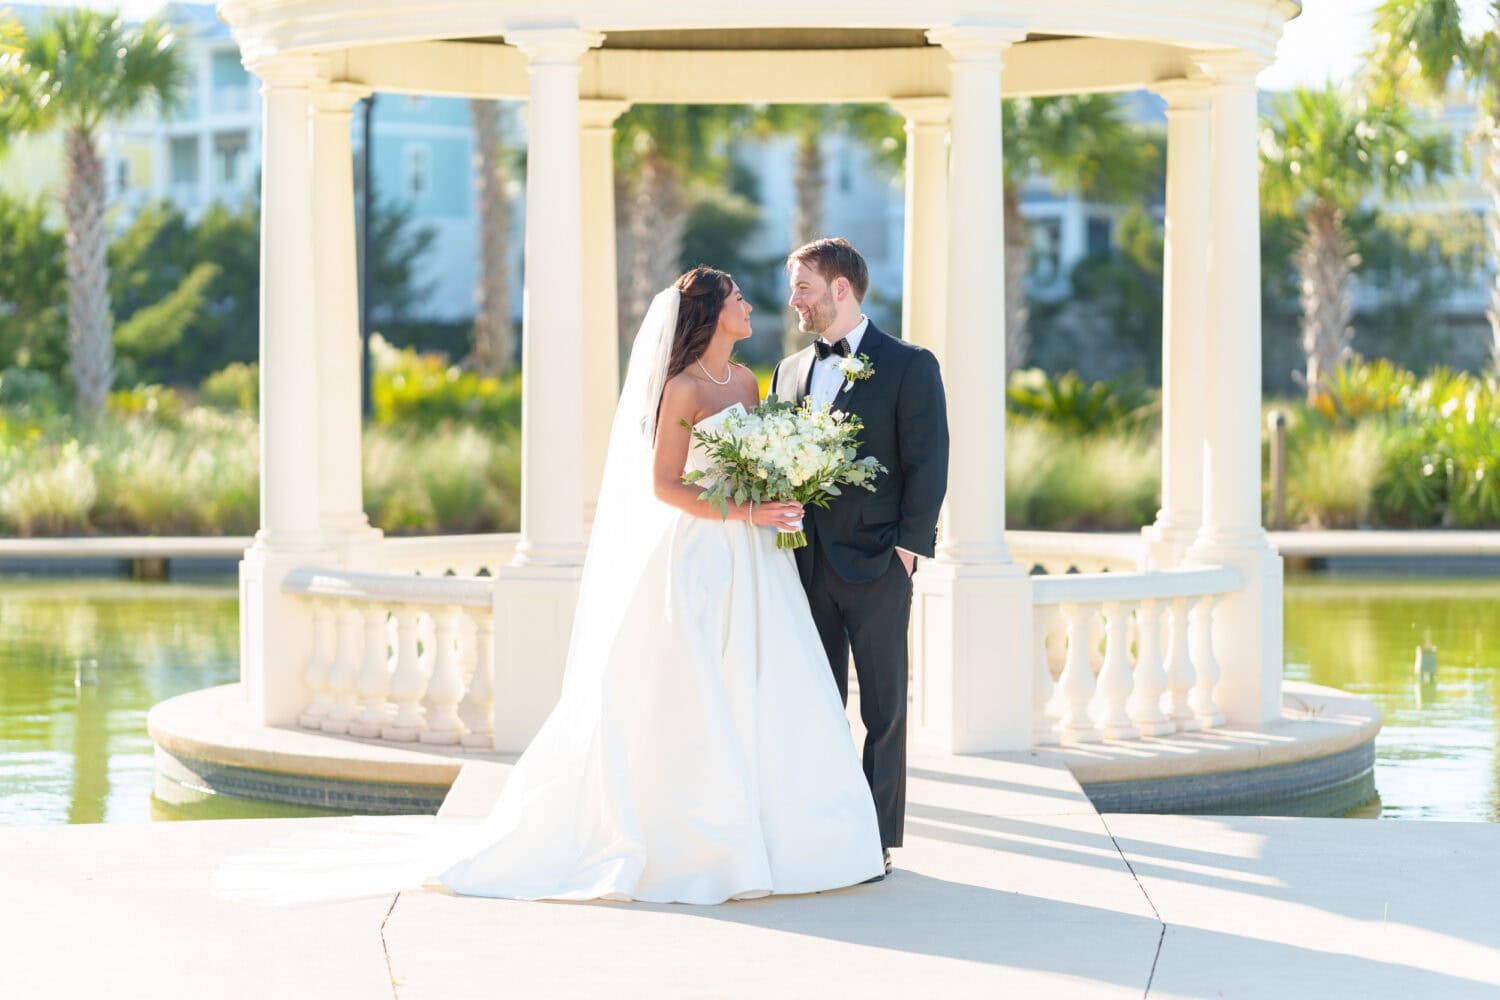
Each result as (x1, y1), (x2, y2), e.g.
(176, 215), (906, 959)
(382, 891), (402, 999)
(1098, 813), (1167, 999)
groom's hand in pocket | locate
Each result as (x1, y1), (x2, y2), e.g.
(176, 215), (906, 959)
(896, 548), (917, 577)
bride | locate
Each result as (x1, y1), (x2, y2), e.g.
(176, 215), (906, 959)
(434, 267), (884, 903)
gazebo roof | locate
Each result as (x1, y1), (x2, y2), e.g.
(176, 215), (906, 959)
(219, 2), (1301, 99)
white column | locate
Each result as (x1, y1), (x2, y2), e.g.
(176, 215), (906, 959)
(1189, 52), (1284, 728)
(892, 98), (949, 364)
(492, 27), (603, 752)
(1143, 81), (1212, 570)
(909, 24), (1033, 754)
(510, 27), (601, 567)
(239, 54), (336, 725)
(579, 99), (629, 525)
(311, 83), (382, 562)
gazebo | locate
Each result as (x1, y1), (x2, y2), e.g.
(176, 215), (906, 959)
(211, 1), (1299, 763)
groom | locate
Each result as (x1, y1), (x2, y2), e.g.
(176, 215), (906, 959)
(770, 238), (949, 873)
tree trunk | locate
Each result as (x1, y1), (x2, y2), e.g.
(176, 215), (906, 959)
(621, 147), (687, 345)
(1483, 119), (1500, 373)
(784, 127), (826, 356)
(1296, 203), (1357, 401)
(63, 126), (113, 414)
(1003, 183), (1030, 378)
(468, 100), (513, 376)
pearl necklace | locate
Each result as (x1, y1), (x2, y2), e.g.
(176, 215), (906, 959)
(696, 358), (732, 385)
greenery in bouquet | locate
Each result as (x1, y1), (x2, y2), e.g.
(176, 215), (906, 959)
(685, 395), (886, 549)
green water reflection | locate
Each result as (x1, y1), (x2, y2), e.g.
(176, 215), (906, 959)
(1283, 577), (1500, 822)
(0, 575), (1495, 824)
(0, 577), (341, 825)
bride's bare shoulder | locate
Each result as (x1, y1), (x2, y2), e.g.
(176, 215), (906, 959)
(659, 372), (703, 414)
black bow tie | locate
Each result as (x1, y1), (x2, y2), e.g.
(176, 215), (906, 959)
(815, 338), (851, 361)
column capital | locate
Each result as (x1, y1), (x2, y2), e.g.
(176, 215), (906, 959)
(246, 52), (328, 89)
(891, 96), (951, 126)
(578, 98), (631, 130)
(928, 22), (1028, 64)
(1149, 78), (1212, 111)
(309, 81), (371, 114)
(1191, 50), (1270, 86)
(506, 26), (604, 66)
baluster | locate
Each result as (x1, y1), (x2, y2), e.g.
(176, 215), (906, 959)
(348, 605), (393, 737)
(1087, 609), (1106, 675)
(297, 602), (336, 729)
(460, 610), (496, 750)
(1091, 601), (1140, 739)
(383, 606), (426, 741)
(420, 606), (466, 745)
(1189, 594), (1227, 728)
(1031, 606), (1058, 745)
(1127, 598), (1174, 736)
(321, 602), (362, 733)
(1162, 597), (1202, 732)
(1056, 603), (1100, 743)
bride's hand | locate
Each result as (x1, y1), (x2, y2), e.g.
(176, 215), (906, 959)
(748, 501), (804, 529)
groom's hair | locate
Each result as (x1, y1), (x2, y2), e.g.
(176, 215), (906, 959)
(786, 238), (869, 302)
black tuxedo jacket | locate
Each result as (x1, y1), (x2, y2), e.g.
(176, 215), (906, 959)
(769, 322), (949, 584)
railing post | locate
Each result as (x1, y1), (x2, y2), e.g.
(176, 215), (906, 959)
(1092, 601), (1140, 740)
(349, 605), (391, 738)
(1056, 603), (1101, 744)
(1127, 599), (1175, 736)
(383, 606), (425, 742)
(459, 610), (496, 750)
(1163, 597), (1201, 732)
(322, 602), (362, 733)
(296, 602), (335, 729)
(1190, 595), (1227, 727)
(420, 607), (466, 745)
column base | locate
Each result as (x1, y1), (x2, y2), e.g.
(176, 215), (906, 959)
(1141, 518), (1198, 570)
(511, 539), (589, 568)
(911, 558), (1033, 753)
(240, 543), (338, 726)
(491, 561), (584, 752)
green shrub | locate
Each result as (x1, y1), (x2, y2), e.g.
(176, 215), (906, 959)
(1007, 369), (1157, 436)
(1287, 424), (1383, 528)
(199, 362), (259, 413)
(106, 384), (186, 425)
(371, 335), (521, 428)
(0, 440), (97, 535)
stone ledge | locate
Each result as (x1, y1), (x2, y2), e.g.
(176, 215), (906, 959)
(150, 681), (1380, 818)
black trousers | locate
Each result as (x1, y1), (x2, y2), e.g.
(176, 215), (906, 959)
(802, 540), (913, 849)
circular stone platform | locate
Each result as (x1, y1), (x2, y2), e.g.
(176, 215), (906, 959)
(149, 681), (1379, 817)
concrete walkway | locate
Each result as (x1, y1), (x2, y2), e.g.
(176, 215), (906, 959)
(4, 750), (1498, 999)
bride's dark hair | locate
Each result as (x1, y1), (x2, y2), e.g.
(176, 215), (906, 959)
(667, 266), (733, 382)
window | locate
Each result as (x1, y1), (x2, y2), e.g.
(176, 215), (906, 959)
(402, 143), (432, 202)
(1086, 217), (1113, 257)
(169, 137), (198, 184)
(1029, 217), (1063, 286)
(214, 132), (248, 186)
(115, 159), (130, 190)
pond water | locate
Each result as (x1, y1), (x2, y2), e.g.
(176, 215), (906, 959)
(0, 574), (1495, 825)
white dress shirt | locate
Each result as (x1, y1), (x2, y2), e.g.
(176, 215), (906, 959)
(807, 315), (869, 411)
(806, 316), (919, 570)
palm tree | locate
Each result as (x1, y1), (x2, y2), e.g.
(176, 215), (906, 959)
(749, 104), (904, 354)
(468, 99), (514, 376)
(0, 9), (184, 414)
(1260, 84), (1452, 398)
(1002, 95), (1158, 376)
(612, 105), (738, 346)
(1369, 0), (1500, 369)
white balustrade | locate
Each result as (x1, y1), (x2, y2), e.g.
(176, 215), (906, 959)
(1032, 565), (1241, 744)
(284, 566), (498, 750)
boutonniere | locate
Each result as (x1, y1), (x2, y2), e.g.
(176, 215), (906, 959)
(838, 353), (874, 392)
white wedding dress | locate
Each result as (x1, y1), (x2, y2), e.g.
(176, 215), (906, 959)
(213, 288), (882, 907)
(438, 401), (884, 903)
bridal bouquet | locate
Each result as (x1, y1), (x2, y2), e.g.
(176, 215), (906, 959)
(686, 396), (886, 549)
